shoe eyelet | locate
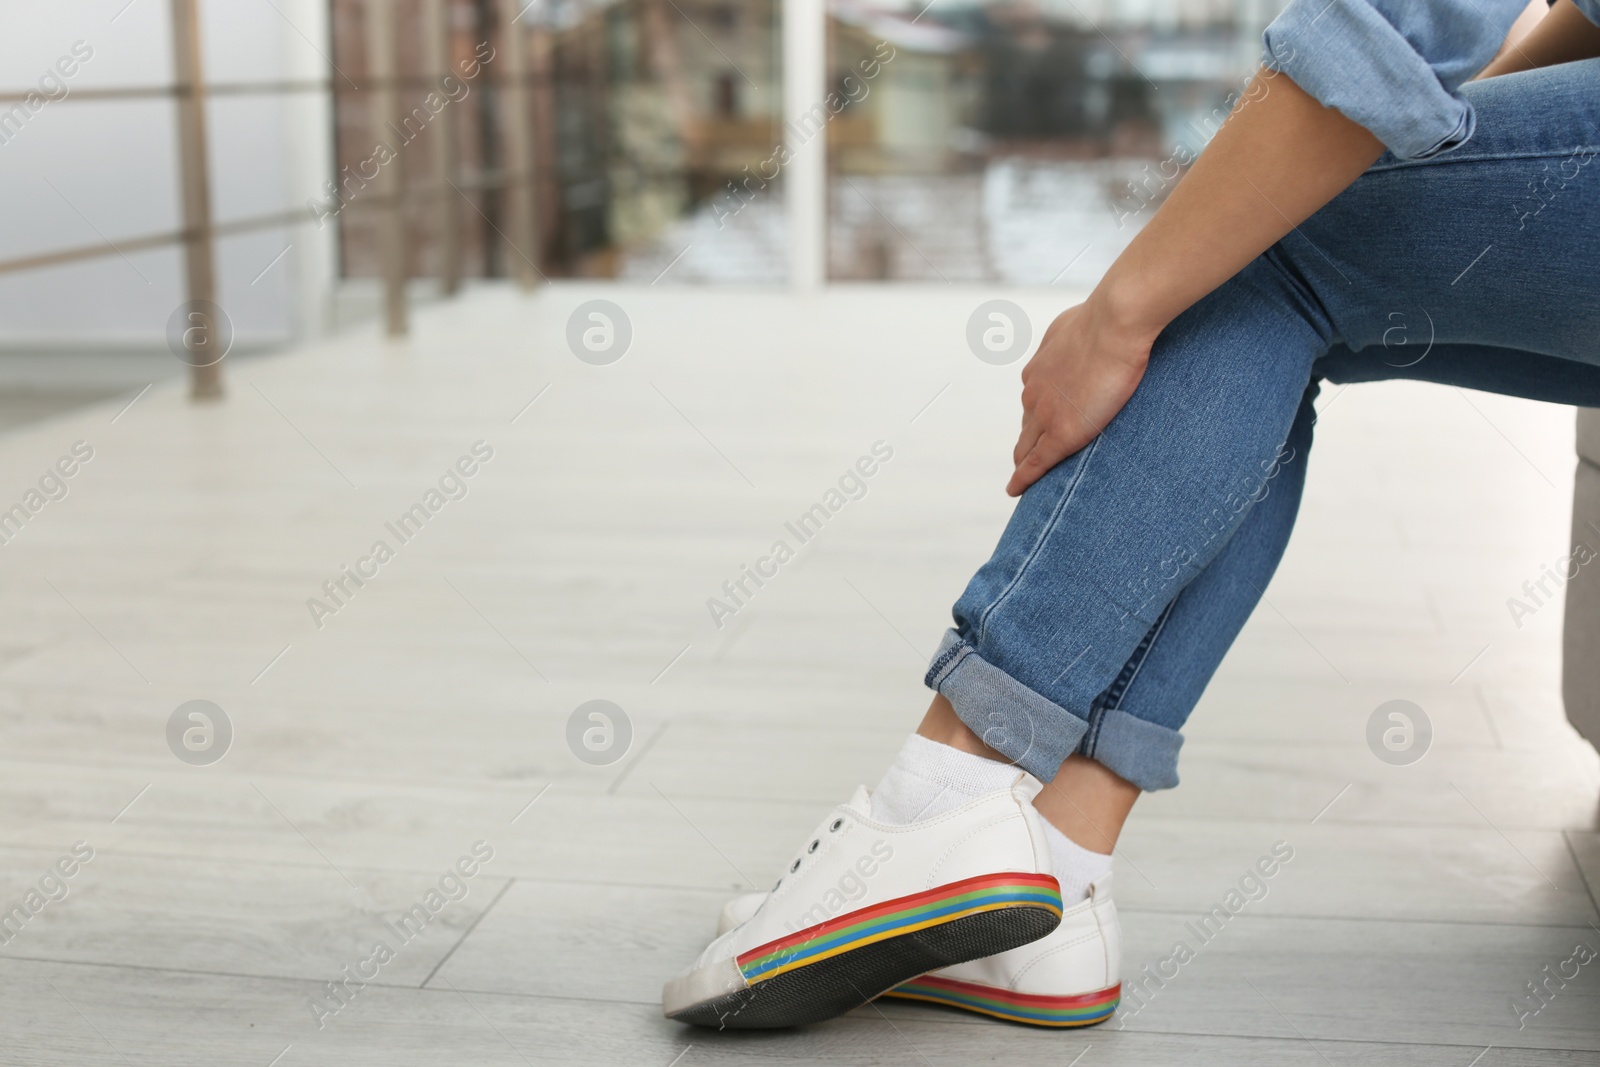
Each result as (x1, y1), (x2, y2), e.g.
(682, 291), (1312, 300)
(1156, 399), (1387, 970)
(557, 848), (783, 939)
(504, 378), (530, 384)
(790, 858), (801, 873)
(773, 877), (782, 891)
(829, 818), (844, 832)
(807, 839), (819, 853)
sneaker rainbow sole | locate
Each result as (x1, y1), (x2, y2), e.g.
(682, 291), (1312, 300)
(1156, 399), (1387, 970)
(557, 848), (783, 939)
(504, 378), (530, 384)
(736, 871), (1064, 983)
(885, 973), (1120, 1027)
(667, 872), (1062, 1029)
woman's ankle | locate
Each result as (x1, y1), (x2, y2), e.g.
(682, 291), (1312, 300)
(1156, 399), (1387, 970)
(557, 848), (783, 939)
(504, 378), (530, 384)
(915, 693), (1010, 762)
(913, 696), (1141, 853)
(1033, 754), (1140, 854)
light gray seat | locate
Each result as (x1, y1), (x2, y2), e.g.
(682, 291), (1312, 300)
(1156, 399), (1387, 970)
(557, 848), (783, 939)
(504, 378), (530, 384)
(1561, 409), (1600, 755)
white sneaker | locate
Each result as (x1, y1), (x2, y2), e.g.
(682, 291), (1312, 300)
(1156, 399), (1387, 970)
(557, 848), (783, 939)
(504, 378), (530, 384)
(716, 874), (1121, 1028)
(662, 776), (1063, 1029)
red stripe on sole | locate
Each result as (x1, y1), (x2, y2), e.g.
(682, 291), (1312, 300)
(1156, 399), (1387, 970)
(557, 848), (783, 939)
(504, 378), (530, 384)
(902, 973), (1121, 1010)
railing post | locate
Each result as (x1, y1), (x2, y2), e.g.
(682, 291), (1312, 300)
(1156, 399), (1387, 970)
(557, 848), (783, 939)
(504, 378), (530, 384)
(784, 0), (827, 290)
(170, 0), (223, 398)
(498, 0), (540, 289)
(283, 0), (340, 340)
(424, 0), (462, 296)
(368, 0), (408, 336)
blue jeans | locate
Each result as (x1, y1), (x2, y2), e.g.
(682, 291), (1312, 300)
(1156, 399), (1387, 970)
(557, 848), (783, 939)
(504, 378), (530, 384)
(926, 59), (1600, 791)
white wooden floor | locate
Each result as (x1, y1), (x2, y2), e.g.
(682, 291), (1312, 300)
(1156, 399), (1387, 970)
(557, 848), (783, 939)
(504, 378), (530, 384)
(0, 284), (1597, 1066)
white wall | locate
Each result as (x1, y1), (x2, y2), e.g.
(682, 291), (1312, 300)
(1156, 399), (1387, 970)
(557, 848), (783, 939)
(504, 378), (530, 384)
(0, 0), (336, 349)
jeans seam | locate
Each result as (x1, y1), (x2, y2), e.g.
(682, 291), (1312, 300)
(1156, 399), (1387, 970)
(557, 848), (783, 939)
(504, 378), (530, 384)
(1103, 594), (1178, 714)
(1081, 595), (1177, 760)
(1082, 699), (1107, 753)
(927, 639), (966, 682)
(1367, 145), (1600, 174)
(973, 435), (1103, 647)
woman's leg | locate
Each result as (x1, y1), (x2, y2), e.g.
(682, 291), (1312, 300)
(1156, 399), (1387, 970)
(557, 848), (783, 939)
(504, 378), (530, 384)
(925, 257), (1331, 790)
(925, 58), (1600, 824)
(917, 376), (1320, 854)
(948, 336), (1600, 855)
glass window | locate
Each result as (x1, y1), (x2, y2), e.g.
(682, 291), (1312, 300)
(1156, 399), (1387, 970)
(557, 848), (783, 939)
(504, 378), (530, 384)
(826, 0), (1285, 284)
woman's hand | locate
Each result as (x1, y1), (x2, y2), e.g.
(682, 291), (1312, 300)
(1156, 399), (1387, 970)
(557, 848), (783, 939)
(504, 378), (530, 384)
(1007, 298), (1158, 497)
(1005, 65), (1385, 497)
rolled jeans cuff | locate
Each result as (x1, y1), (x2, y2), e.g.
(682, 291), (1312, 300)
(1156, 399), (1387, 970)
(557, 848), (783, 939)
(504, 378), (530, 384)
(925, 629), (1185, 792)
(1080, 706), (1184, 792)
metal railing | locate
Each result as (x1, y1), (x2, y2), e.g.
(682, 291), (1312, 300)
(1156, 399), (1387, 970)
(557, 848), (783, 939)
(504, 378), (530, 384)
(0, 0), (542, 400)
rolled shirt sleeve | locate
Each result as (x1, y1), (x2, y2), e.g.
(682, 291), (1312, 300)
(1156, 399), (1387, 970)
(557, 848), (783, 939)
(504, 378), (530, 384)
(1261, 0), (1530, 160)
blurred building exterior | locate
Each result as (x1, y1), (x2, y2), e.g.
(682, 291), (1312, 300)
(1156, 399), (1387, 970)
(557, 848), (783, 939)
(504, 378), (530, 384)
(825, 0), (1281, 283)
(0, 0), (1285, 357)
(325, 0), (1282, 286)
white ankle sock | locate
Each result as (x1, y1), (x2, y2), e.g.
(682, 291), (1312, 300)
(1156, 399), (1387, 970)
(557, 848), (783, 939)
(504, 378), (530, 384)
(869, 734), (1114, 904)
(1041, 820), (1113, 903)
(869, 734), (1020, 825)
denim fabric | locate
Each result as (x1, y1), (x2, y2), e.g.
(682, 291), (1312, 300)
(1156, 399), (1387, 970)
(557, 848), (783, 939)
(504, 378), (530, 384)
(927, 60), (1600, 790)
(1261, 0), (1600, 160)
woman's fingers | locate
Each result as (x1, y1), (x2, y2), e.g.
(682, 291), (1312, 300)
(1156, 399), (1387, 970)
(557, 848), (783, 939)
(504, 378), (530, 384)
(1007, 429), (1074, 497)
(1006, 300), (1152, 496)
(1013, 409), (1043, 468)
(1012, 387), (1072, 489)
